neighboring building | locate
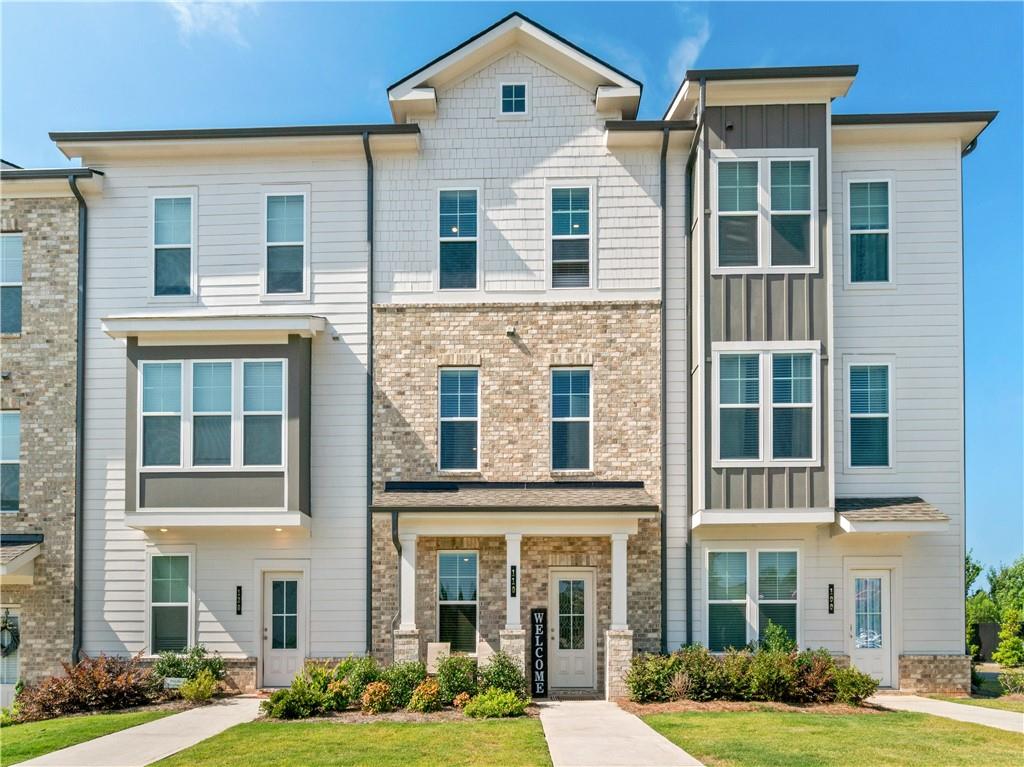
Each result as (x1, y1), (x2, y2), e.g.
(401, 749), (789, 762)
(0, 165), (100, 704)
(42, 12), (993, 697)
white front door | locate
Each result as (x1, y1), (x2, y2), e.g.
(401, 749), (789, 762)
(262, 572), (304, 688)
(548, 569), (595, 689)
(849, 570), (892, 687)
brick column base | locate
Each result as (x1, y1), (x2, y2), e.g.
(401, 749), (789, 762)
(605, 629), (633, 701)
(393, 629), (421, 664)
(899, 654), (971, 694)
(499, 629), (527, 674)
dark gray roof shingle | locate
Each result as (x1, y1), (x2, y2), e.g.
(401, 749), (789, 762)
(836, 497), (948, 522)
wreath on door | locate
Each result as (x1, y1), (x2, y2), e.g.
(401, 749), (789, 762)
(0, 610), (19, 657)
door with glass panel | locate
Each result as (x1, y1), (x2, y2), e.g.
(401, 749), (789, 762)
(548, 569), (595, 688)
(848, 570), (892, 687)
(262, 572), (303, 688)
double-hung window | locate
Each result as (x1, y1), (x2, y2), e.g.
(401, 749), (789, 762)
(153, 197), (193, 297)
(707, 551), (747, 651)
(0, 234), (23, 333)
(770, 161), (812, 266)
(718, 354), (760, 460)
(717, 162), (759, 267)
(438, 552), (478, 653)
(438, 369), (479, 471)
(771, 353), (813, 460)
(192, 362), (232, 466)
(142, 362), (183, 467)
(501, 83), (527, 114)
(150, 553), (190, 652)
(757, 551), (798, 641)
(849, 181), (891, 283)
(707, 548), (799, 650)
(849, 364), (891, 468)
(244, 361), (284, 466)
(438, 190), (478, 290)
(550, 187), (591, 288)
(551, 369), (590, 470)
(265, 194), (306, 295)
(0, 411), (20, 512)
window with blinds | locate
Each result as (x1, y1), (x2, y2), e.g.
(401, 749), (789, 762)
(849, 364), (890, 467)
(719, 354), (760, 460)
(551, 187), (591, 288)
(551, 368), (591, 470)
(1, 235), (23, 333)
(439, 190), (478, 290)
(266, 194), (305, 294)
(439, 369), (479, 471)
(153, 197), (192, 297)
(717, 161), (759, 267)
(438, 552), (477, 653)
(758, 551), (798, 642)
(708, 551), (747, 651)
(151, 554), (190, 652)
(772, 353), (813, 459)
(849, 181), (890, 282)
(0, 411), (19, 512)
(770, 161), (812, 266)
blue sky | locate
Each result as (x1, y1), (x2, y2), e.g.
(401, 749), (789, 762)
(3, 2), (1021, 572)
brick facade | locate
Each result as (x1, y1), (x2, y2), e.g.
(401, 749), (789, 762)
(898, 654), (971, 694)
(0, 196), (78, 685)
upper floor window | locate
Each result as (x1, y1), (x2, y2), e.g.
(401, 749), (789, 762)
(718, 354), (760, 460)
(551, 368), (591, 471)
(550, 187), (591, 289)
(500, 83), (527, 114)
(142, 362), (183, 467)
(153, 197), (193, 297)
(439, 369), (478, 471)
(771, 353), (813, 460)
(438, 190), (478, 290)
(243, 361), (284, 466)
(0, 411), (19, 512)
(717, 162), (759, 267)
(848, 363), (891, 468)
(849, 181), (891, 283)
(192, 362), (232, 466)
(0, 234), (22, 333)
(770, 161), (812, 266)
(265, 194), (306, 295)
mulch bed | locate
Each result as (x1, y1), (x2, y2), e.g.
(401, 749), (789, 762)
(263, 704), (543, 723)
(619, 699), (886, 716)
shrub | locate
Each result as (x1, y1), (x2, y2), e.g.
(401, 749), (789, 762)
(380, 662), (427, 709)
(360, 681), (394, 714)
(793, 649), (837, 704)
(436, 655), (477, 704)
(408, 679), (442, 712)
(261, 676), (328, 719)
(180, 669), (218, 702)
(625, 653), (682, 703)
(14, 654), (158, 723)
(834, 666), (878, 704)
(748, 650), (797, 702)
(463, 687), (529, 718)
(152, 646), (226, 682)
(992, 607), (1024, 668)
(759, 621), (797, 654)
(479, 651), (527, 698)
(677, 645), (725, 701)
(452, 691), (471, 709)
(325, 679), (352, 711)
(718, 649), (753, 701)
(998, 667), (1024, 695)
(340, 656), (380, 700)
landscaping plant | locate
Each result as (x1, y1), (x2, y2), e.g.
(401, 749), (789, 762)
(436, 654), (477, 704)
(452, 691), (471, 709)
(261, 676), (329, 719)
(360, 681), (395, 714)
(179, 669), (218, 703)
(379, 661), (426, 709)
(479, 651), (528, 698)
(998, 667), (1024, 695)
(407, 679), (442, 713)
(748, 649), (797, 702)
(463, 688), (530, 718)
(833, 666), (879, 704)
(152, 646), (226, 682)
(991, 607), (1024, 668)
(337, 656), (380, 700)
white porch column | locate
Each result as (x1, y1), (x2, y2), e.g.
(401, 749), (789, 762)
(610, 532), (629, 630)
(399, 533), (418, 630)
(505, 533), (522, 630)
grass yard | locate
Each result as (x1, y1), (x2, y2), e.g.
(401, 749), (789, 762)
(0, 710), (172, 767)
(643, 709), (1024, 767)
(154, 719), (552, 767)
(929, 694), (1024, 713)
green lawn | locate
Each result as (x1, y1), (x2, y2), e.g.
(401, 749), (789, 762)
(929, 694), (1024, 713)
(1, 710), (172, 767)
(154, 719), (552, 767)
(644, 710), (1024, 767)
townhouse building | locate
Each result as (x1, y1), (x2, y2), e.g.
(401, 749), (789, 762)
(36, 12), (992, 698)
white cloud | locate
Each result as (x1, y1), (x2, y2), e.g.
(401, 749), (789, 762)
(165, 1), (256, 46)
(666, 11), (711, 86)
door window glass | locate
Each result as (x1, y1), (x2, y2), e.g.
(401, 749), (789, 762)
(271, 579), (298, 650)
(854, 577), (882, 649)
(558, 579), (585, 650)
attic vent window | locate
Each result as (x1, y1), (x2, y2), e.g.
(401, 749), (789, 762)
(501, 83), (527, 114)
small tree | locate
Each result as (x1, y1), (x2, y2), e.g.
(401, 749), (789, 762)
(992, 606), (1024, 668)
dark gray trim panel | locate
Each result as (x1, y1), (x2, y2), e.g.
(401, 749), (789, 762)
(605, 120), (696, 132)
(140, 472), (285, 508)
(687, 65), (858, 82)
(0, 168), (101, 180)
(1, 533), (44, 545)
(50, 125), (419, 143)
(832, 111), (997, 126)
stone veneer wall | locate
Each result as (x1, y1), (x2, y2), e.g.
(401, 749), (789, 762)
(0, 197), (79, 684)
(899, 654), (971, 694)
(371, 301), (662, 678)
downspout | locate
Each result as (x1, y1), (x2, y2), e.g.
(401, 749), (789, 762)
(68, 175), (87, 664)
(362, 132), (375, 654)
(659, 127), (670, 654)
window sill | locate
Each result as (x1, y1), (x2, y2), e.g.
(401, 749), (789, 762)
(0, 333), (21, 339)
(259, 293), (312, 304)
(551, 470), (595, 477)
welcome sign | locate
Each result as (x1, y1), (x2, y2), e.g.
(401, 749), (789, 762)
(531, 607), (547, 698)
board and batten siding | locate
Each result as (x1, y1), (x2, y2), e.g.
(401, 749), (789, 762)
(374, 50), (661, 303)
(82, 155), (371, 658)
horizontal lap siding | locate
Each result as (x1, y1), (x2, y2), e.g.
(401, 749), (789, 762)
(83, 156), (369, 658)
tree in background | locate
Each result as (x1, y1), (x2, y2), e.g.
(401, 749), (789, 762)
(967, 553), (1024, 663)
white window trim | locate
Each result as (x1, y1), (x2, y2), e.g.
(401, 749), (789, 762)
(710, 148), (819, 275)
(711, 341), (821, 468)
(144, 545), (196, 656)
(844, 355), (895, 472)
(497, 76), (531, 120)
(550, 366), (594, 473)
(705, 548), (749, 650)
(437, 550), (480, 654)
(844, 174), (896, 290)
(436, 186), (482, 293)
(190, 360), (234, 468)
(0, 410), (20, 513)
(754, 547), (800, 644)
(261, 186), (311, 301)
(437, 367), (481, 473)
(546, 180), (597, 291)
(0, 233), (23, 334)
(150, 191), (198, 303)
(138, 358), (288, 474)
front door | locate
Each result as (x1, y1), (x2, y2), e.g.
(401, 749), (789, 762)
(548, 569), (595, 689)
(849, 570), (892, 687)
(262, 572), (303, 688)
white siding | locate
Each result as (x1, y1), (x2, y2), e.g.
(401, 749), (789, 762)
(82, 155), (370, 659)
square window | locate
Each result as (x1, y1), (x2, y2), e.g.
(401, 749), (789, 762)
(500, 83), (526, 114)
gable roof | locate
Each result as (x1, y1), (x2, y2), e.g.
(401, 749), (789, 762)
(387, 11), (642, 123)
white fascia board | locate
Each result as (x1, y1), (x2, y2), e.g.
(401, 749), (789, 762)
(389, 88), (437, 123)
(0, 174), (103, 199)
(124, 510), (310, 531)
(390, 509), (656, 537)
(0, 544), (41, 578)
(692, 508), (836, 528)
(102, 314), (327, 345)
(835, 516), (950, 535)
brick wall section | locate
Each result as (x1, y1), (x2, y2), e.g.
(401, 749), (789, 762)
(371, 301), (662, 680)
(899, 654), (971, 694)
(0, 197), (78, 684)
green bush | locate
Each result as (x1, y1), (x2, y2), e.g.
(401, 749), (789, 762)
(463, 687), (529, 718)
(718, 649), (753, 701)
(998, 667), (1024, 695)
(180, 669), (218, 702)
(325, 679), (352, 711)
(380, 662), (427, 709)
(759, 621), (797, 654)
(625, 653), (682, 703)
(992, 607), (1024, 668)
(339, 656), (381, 700)
(479, 651), (527, 698)
(793, 649), (837, 704)
(153, 646), (226, 682)
(261, 676), (328, 719)
(834, 666), (879, 704)
(360, 681), (394, 714)
(676, 645), (725, 701)
(748, 650), (797, 702)
(436, 655), (477, 704)
(407, 679), (442, 712)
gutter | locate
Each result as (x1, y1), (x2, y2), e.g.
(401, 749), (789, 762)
(659, 127), (670, 653)
(363, 132), (376, 655)
(68, 174), (87, 664)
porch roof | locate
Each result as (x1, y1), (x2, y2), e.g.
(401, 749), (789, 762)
(835, 496), (949, 534)
(372, 481), (658, 513)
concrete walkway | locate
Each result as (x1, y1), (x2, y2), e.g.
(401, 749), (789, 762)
(539, 701), (704, 767)
(868, 694), (1024, 734)
(14, 696), (261, 767)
